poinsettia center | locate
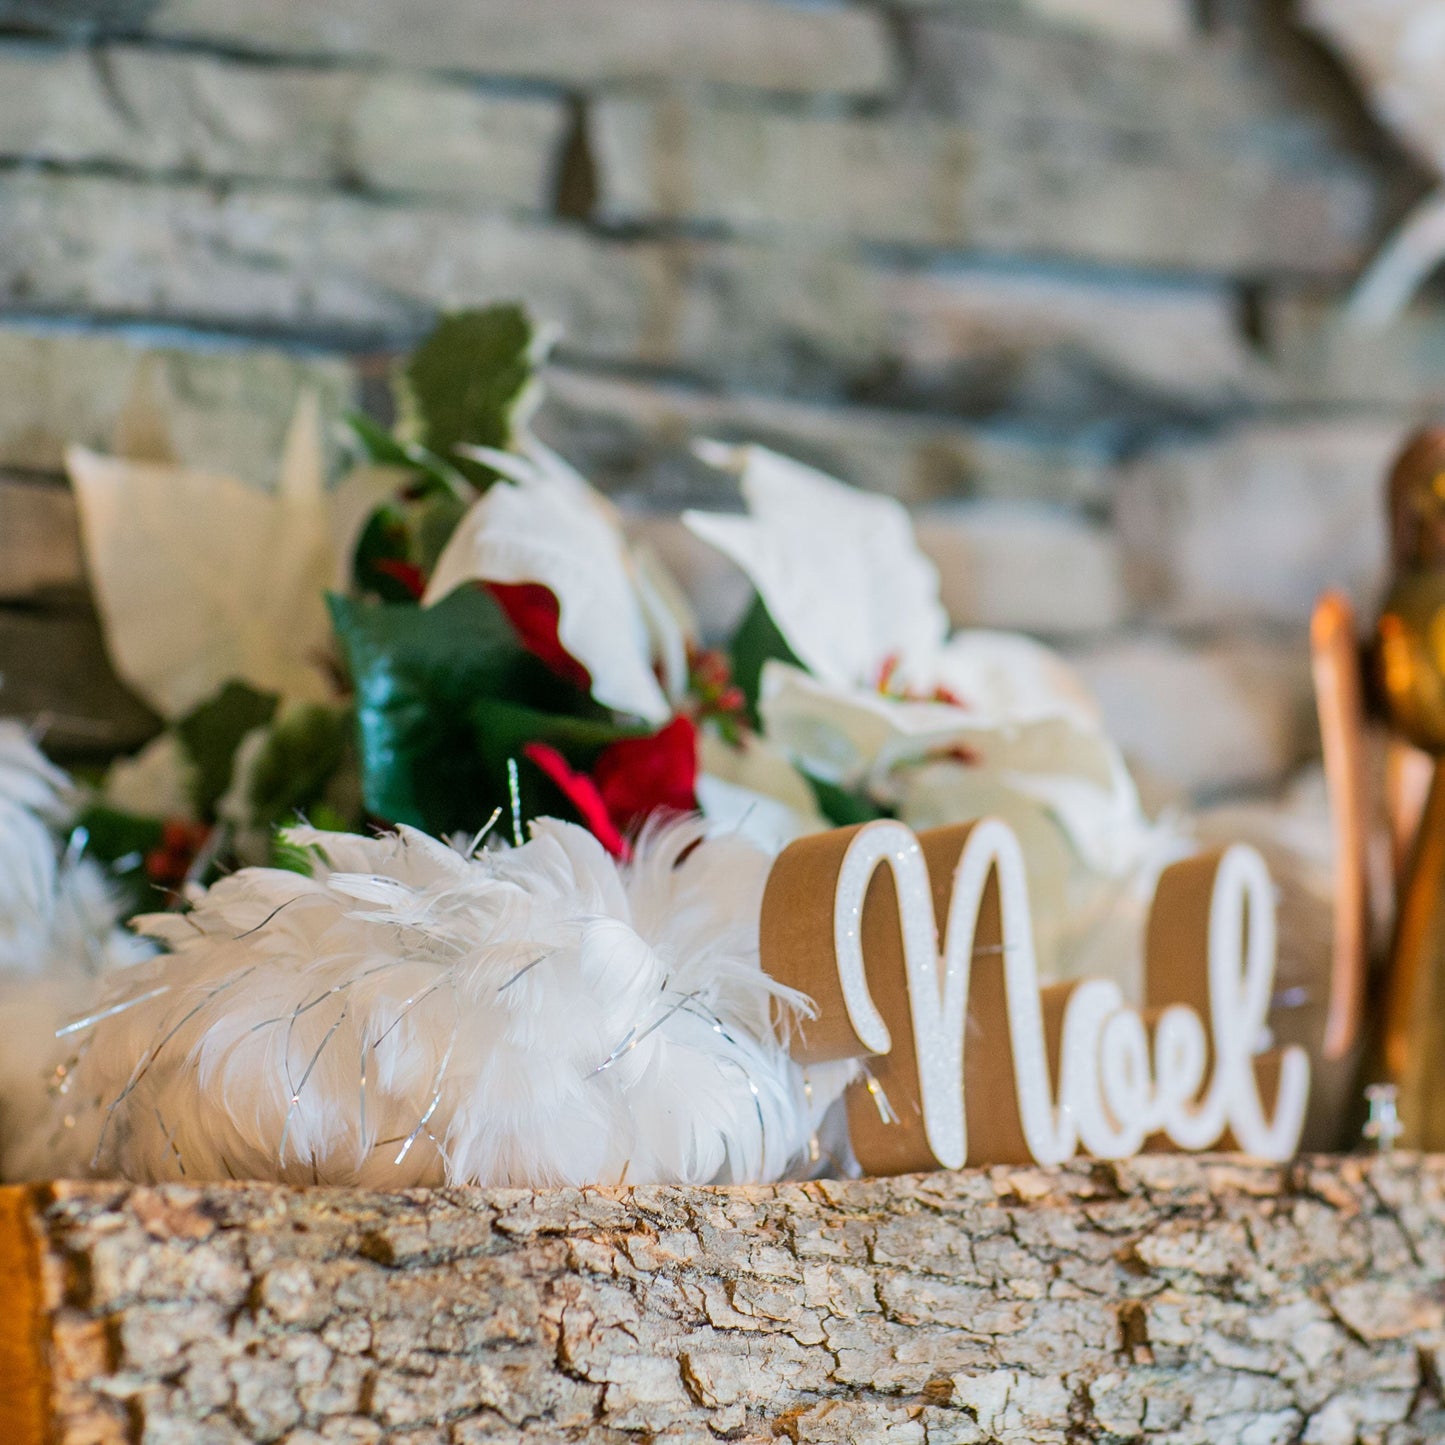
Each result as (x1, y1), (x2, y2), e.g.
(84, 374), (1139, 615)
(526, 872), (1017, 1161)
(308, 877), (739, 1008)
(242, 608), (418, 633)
(687, 646), (749, 744)
(872, 652), (969, 708)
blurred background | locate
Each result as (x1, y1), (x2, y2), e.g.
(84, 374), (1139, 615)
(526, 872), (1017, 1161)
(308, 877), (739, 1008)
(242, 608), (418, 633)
(0, 0), (1440, 818)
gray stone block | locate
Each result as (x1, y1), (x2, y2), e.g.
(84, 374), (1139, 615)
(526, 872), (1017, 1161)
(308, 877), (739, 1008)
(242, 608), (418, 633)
(142, 0), (895, 95)
(1068, 632), (1316, 797)
(1114, 419), (1400, 628)
(0, 325), (359, 484)
(592, 94), (1379, 273)
(0, 44), (566, 206)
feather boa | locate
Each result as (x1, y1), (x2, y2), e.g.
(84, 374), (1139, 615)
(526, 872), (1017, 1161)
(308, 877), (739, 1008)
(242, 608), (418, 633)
(0, 723), (149, 1179)
(35, 817), (845, 1188)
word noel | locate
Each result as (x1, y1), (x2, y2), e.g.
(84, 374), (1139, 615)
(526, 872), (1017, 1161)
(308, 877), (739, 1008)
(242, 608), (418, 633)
(760, 818), (1308, 1174)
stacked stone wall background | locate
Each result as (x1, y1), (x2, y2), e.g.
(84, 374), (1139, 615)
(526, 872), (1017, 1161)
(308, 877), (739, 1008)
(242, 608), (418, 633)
(0, 0), (1439, 805)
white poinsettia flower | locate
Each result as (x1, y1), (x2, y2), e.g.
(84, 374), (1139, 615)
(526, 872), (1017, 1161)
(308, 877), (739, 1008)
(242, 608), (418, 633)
(686, 443), (949, 691)
(686, 444), (1184, 989)
(694, 729), (829, 854)
(67, 395), (402, 720)
(423, 439), (692, 725)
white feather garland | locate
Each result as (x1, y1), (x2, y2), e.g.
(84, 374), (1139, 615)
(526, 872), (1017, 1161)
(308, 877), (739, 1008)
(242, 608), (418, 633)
(0, 723), (150, 1180)
(34, 816), (843, 1188)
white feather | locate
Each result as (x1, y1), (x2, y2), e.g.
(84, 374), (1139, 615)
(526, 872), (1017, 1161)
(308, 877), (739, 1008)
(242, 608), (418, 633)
(33, 816), (841, 1188)
(0, 723), (150, 1179)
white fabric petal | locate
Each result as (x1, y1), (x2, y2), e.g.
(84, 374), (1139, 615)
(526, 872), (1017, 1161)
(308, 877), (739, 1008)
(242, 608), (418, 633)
(696, 729), (828, 853)
(686, 444), (948, 688)
(630, 541), (697, 705)
(423, 476), (672, 724)
(66, 396), (346, 719)
(758, 660), (1152, 873)
(104, 733), (197, 821)
(925, 630), (1102, 732)
(759, 662), (981, 789)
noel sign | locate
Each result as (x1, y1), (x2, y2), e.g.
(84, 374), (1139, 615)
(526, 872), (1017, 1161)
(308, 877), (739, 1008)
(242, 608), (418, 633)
(760, 818), (1309, 1174)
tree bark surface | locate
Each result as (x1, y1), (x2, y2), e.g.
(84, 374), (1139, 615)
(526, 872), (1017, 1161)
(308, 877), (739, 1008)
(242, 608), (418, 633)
(4, 1155), (1445, 1444)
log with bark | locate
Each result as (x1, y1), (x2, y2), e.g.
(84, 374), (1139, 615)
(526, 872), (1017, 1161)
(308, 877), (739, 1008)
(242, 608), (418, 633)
(3, 1155), (1445, 1444)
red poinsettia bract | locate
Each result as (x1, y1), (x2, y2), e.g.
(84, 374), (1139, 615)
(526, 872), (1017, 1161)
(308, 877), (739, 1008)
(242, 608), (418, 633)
(487, 582), (592, 694)
(523, 715), (699, 860)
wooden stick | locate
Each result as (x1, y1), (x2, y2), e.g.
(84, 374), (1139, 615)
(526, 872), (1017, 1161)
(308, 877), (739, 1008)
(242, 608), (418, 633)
(1310, 591), (1371, 1061)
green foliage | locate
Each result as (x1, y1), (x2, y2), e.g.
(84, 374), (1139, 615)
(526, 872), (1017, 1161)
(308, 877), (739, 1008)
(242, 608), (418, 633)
(175, 681), (279, 817)
(269, 830), (332, 877)
(342, 306), (542, 600)
(243, 704), (355, 829)
(351, 502), (419, 603)
(416, 491), (469, 573)
(344, 412), (472, 501)
(331, 585), (603, 836)
(727, 594), (802, 723)
(71, 803), (166, 913)
(396, 305), (538, 490)
(470, 696), (645, 827)
(803, 774), (890, 828)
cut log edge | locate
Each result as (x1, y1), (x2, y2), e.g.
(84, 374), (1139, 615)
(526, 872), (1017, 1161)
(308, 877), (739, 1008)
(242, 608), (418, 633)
(0, 1184), (51, 1445)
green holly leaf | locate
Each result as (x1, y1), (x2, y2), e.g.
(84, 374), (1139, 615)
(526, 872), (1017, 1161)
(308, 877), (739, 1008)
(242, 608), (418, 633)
(727, 594), (802, 723)
(329, 587), (556, 835)
(396, 305), (539, 490)
(175, 681), (280, 817)
(468, 696), (642, 761)
(72, 803), (165, 866)
(344, 410), (414, 470)
(416, 492), (469, 574)
(463, 697), (647, 838)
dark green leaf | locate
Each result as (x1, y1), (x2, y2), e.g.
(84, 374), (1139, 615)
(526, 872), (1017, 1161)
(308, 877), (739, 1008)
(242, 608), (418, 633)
(72, 803), (165, 865)
(416, 492), (469, 574)
(175, 681), (279, 817)
(352, 503), (417, 602)
(397, 305), (537, 490)
(728, 594), (801, 723)
(329, 587), (549, 835)
(344, 411), (473, 501)
(803, 773), (890, 828)
(464, 698), (644, 837)
(469, 696), (643, 765)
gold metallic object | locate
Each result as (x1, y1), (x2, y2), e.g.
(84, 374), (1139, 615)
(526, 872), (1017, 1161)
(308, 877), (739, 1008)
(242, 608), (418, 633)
(1376, 428), (1445, 1147)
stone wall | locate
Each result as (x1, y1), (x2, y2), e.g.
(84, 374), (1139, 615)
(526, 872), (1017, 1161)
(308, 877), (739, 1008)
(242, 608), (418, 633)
(0, 0), (1439, 802)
